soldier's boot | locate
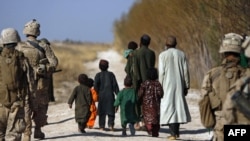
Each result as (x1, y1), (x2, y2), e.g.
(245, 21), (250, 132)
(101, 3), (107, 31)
(22, 134), (31, 141)
(34, 127), (45, 139)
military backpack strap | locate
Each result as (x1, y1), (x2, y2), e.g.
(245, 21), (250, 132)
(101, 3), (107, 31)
(27, 40), (45, 55)
(208, 67), (222, 110)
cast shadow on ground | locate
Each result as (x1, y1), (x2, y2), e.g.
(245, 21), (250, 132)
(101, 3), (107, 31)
(159, 127), (211, 141)
(159, 127), (209, 135)
(47, 117), (74, 125)
(43, 132), (113, 140)
(43, 130), (146, 140)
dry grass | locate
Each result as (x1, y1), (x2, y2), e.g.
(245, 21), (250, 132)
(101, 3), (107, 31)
(51, 42), (111, 88)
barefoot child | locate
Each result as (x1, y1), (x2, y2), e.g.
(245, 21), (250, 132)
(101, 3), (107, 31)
(138, 68), (163, 137)
(86, 78), (98, 129)
(68, 74), (92, 133)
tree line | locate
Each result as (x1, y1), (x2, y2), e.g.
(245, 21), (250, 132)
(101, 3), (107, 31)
(113, 0), (250, 88)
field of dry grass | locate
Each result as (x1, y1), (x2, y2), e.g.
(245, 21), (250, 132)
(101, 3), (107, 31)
(51, 42), (111, 89)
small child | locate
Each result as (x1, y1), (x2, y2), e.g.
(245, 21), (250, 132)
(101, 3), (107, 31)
(114, 75), (139, 136)
(68, 74), (92, 133)
(86, 78), (98, 129)
(138, 68), (164, 137)
(94, 59), (119, 131)
(124, 41), (138, 81)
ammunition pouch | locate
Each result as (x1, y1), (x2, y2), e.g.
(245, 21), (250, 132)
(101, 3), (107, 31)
(208, 89), (221, 110)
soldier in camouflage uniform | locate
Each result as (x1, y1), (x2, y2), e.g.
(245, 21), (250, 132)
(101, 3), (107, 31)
(16, 19), (58, 140)
(200, 33), (245, 141)
(222, 36), (250, 126)
(0, 28), (34, 141)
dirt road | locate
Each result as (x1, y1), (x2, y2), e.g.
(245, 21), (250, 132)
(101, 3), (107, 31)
(34, 49), (212, 141)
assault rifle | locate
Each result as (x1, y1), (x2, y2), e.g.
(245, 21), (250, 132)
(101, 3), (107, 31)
(38, 58), (62, 74)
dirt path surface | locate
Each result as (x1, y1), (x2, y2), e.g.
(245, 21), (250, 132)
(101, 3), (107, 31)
(31, 49), (213, 141)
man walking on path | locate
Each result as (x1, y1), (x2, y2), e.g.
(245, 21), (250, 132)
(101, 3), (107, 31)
(159, 35), (191, 140)
(133, 34), (156, 129)
(17, 19), (58, 140)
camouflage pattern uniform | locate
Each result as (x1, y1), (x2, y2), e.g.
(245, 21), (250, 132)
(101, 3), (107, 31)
(222, 76), (250, 125)
(222, 36), (250, 127)
(16, 19), (58, 140)
(200, 33), (245, 141)
(39, 38), (56, 102)
(0, 28), (34, 141)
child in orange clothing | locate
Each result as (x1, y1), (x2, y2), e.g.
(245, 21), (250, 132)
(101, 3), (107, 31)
(86, 78), (98, 128)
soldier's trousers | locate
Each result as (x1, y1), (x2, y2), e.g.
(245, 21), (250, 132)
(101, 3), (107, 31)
(212, 111), (225, 141)
(0, 104), (25, 141)
(33, 104), (48, 128)
(23, 104), (32, 137)
(33, 77), (50, 128)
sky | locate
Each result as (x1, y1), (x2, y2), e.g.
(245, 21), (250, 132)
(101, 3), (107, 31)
(0, 0), (136, 43)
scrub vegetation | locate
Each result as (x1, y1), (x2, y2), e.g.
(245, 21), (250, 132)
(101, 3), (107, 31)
(113, 0), (250, 88)
(51, 42), (111, 88)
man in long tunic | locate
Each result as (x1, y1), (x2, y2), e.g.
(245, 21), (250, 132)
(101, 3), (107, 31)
(159, 36), (191, 140)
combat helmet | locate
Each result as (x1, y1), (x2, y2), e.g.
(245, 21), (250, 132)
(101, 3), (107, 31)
(23, 19), (40, 37)
(0, 28), (21, 44)
(219, 33), (243, 54)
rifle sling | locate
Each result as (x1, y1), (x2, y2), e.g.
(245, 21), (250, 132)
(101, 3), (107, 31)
(27, 40), (45, 55)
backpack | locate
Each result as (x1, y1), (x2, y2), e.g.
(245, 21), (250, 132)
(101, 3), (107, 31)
(0, 48), (26, 107)
(198, 94), (215, 128)
(199, 64), (245, 128)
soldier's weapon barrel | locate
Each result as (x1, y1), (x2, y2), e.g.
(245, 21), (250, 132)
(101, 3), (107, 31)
(54, 69), (62, 73)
